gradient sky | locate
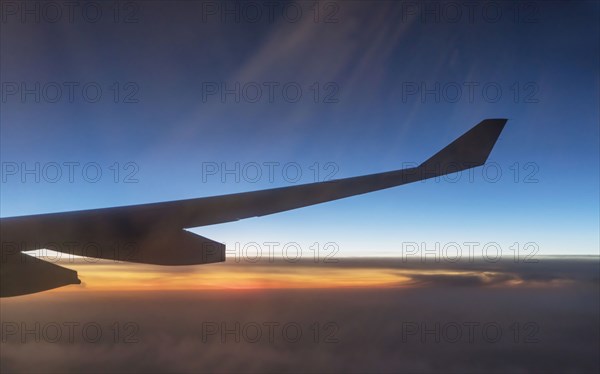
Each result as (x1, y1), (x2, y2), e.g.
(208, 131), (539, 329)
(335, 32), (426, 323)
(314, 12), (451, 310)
(1, 0), (598, 258)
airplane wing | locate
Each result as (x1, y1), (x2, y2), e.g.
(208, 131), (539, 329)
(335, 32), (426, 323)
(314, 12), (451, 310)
(0, 119), (506, 296)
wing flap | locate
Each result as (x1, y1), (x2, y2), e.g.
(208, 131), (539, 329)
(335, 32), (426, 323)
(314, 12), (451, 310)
(1, 227), (225, 266)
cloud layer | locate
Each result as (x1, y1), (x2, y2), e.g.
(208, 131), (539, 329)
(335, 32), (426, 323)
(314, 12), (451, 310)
(1, 257), (598, 373)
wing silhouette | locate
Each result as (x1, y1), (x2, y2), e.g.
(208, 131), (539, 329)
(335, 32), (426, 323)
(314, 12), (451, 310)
(0, 119), (506, 296)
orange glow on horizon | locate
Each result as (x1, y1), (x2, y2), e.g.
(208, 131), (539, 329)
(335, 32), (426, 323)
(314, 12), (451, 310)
(67, 263), (413, 292)
(15, 252), (573, 295)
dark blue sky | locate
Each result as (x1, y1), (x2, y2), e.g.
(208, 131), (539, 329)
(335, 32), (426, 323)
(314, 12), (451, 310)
(1, 1), (598, 255)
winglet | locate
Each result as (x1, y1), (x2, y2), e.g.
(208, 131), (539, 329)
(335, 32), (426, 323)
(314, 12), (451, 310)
(418, 119), (507, 177)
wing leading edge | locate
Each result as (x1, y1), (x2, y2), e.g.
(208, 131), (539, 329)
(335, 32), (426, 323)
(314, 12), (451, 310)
(0, 119), (506, 297)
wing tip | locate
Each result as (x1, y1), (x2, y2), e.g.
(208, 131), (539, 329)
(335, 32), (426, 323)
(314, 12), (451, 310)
(419, 118), (507, 175)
